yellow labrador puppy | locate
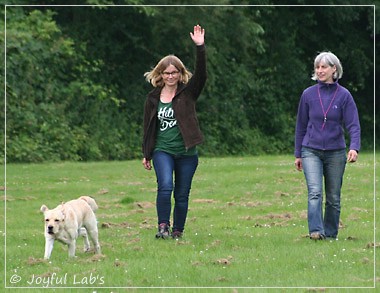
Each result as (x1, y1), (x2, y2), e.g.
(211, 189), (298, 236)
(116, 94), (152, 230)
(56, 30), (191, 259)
(40, 196), (101, 259)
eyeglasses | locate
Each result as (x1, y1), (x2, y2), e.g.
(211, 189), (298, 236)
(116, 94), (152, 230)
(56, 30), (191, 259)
(162, 71), (180, 77)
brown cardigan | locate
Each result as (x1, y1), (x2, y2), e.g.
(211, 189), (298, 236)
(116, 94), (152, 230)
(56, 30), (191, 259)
(142, 45), (207, 161)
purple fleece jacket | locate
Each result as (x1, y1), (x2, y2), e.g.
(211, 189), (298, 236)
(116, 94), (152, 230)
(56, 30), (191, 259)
(294, 81), (361, 158)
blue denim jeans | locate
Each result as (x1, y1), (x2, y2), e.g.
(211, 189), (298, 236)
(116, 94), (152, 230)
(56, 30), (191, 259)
(301, 147), (347, 238)
(152, 151), (198, 232)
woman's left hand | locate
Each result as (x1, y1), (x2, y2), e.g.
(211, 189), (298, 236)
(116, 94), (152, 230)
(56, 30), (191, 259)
(347, 150), (358, 163)
(190, 24), (205, 45)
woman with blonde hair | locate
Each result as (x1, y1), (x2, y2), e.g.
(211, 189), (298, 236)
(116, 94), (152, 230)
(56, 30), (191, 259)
(142, 25), (207, 239)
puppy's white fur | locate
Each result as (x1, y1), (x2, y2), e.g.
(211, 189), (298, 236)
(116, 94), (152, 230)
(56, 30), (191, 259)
(40, 196), (101, 259)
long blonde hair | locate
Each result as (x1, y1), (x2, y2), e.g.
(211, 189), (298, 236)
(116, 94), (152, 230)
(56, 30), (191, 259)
(144, 55), (192, 87)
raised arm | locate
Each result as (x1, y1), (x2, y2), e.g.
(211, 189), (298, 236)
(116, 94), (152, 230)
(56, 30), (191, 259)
(190, 25), (205, 46)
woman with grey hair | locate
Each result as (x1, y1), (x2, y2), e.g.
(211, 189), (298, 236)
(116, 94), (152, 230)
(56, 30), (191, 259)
(294, 51), (361, 240)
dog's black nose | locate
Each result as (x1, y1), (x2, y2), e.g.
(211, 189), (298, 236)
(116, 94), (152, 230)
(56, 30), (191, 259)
(47, 226), (54, 235)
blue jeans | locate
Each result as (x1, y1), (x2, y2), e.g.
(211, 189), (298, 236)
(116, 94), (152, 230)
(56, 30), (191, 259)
(301, 147), (347, 238)
(152, 151), (198, 232)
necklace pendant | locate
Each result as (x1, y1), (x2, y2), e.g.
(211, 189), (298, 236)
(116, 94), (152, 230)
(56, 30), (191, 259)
(324, 117), (327, 123)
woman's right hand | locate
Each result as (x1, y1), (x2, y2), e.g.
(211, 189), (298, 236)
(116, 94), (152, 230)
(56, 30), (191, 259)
(142, 158), (152, 170)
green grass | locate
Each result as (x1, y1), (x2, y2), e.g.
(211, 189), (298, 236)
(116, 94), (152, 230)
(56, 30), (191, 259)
(0, 154), (377, 292)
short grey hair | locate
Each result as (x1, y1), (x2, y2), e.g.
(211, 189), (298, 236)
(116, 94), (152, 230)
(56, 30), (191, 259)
(311, 51), (343, 81)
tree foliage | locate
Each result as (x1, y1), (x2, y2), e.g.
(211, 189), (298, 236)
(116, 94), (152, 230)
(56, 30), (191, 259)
(2, 1), (376, 163)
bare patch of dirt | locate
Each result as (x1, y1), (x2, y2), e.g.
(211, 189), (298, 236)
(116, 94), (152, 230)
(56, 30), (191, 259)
(275, 191), (290, 197)
(244, 201), (272, 207)
(345, 236), (357, 240)
(259, 212), (292, 220)
(127, 181), (143, 186)
(126, 238), (140, 244)
(192, 199), (218, 204)
(3, 195), (35, 201)
(88, 254), (105, 262)
(114, 259), (127, 267)
(240, 215), (254, 220)
(214, 256), (233, 265)
(97, 188), (109, 195)
(27, 257), (46, 265)
(347, 213), (360, 221)
(299, 210), (308, 219)
(101, 221), (133, 229)
(206, 240), (221, 249)
(352, 207), (368, 213)
(0, 195), (14, 201)
(366, 242), (380, 248)
(135, 201), (155, 209)
(252, 212), (293, 227)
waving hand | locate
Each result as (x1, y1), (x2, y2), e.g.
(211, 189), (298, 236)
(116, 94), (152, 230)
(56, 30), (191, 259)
(190, 25), (205, 45)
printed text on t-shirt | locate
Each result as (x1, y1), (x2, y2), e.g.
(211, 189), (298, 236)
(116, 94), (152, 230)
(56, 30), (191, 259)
(158, 106), (177, 131)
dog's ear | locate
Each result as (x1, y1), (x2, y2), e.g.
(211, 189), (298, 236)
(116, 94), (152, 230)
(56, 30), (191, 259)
(60, 204), (66, 219)
(40, 205), (49, 213)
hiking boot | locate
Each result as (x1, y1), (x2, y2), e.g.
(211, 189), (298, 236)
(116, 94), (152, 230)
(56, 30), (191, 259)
(171, 230), (183, 239)
(310, 232), (325, 241)
(155, 223), (170, 239)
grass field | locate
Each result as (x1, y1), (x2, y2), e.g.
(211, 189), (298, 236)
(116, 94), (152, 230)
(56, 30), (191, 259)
(1, 153), (378, 292)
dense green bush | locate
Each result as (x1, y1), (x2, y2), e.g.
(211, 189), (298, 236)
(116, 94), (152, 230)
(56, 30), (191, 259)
(2, 2), (376, 163)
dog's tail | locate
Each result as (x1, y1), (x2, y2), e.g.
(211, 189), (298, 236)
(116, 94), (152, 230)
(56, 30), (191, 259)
(80, 196), (98, 212)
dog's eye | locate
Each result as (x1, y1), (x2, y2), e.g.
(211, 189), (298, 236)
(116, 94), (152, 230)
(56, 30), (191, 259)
(55, 219), (60, 222)
(45, 219), (49, 222)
